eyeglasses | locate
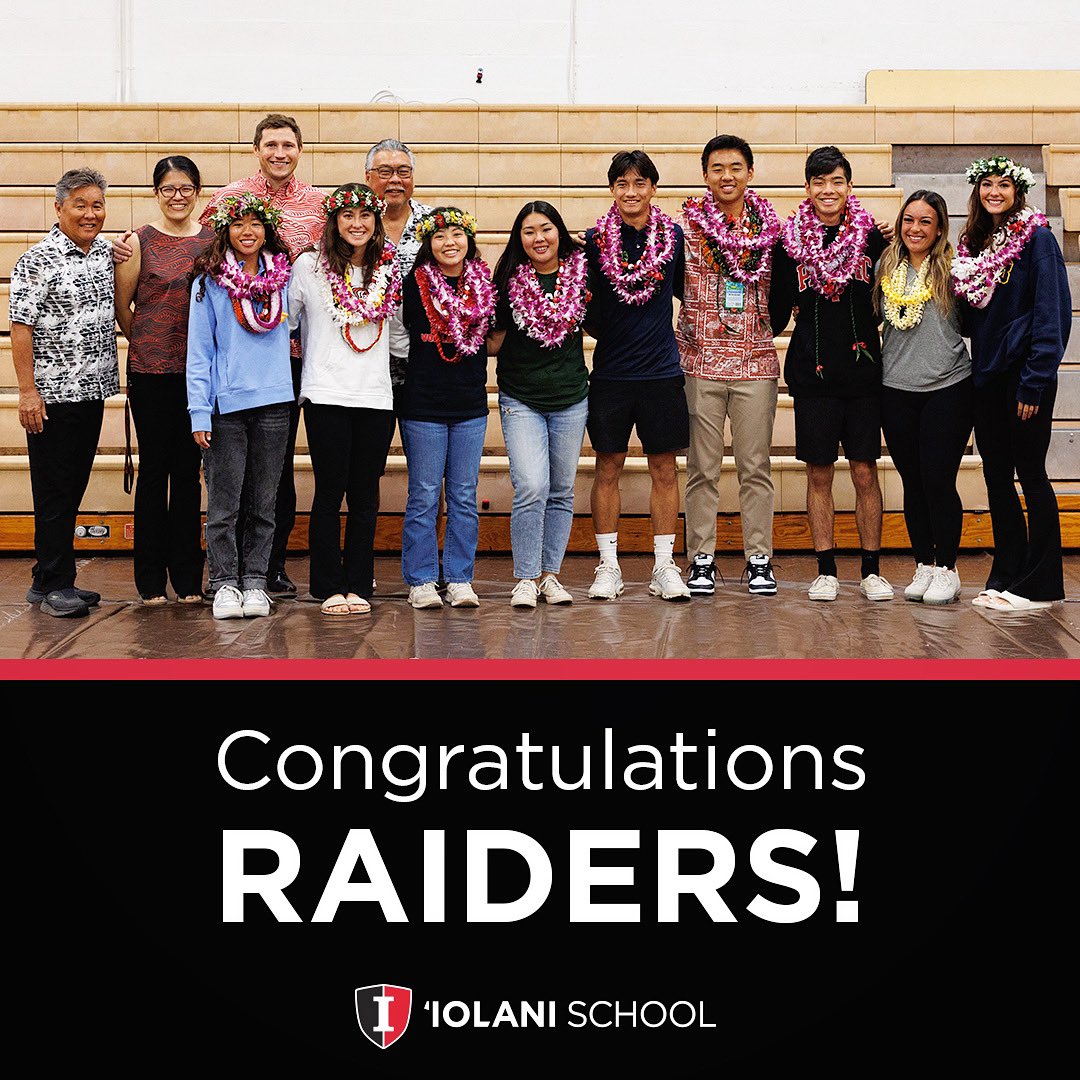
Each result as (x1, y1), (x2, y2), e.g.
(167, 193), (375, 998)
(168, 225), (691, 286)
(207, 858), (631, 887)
(371, 166), (413, 179)
(158, 185), (197, 198)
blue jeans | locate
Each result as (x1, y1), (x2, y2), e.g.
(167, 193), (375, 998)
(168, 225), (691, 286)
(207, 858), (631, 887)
(203, 403), (290, 591)
(400, 415), (486, 586)
(499, 392), (587, 579)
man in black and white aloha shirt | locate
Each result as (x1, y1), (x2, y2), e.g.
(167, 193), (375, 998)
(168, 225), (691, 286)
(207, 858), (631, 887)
(9, 167), (119, 617)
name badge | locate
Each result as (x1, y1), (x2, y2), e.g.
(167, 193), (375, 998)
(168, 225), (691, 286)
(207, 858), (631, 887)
(723, 280), (745, 311)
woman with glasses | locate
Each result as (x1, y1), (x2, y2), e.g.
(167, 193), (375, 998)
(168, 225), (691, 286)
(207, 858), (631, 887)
(115, 155), (213, 605)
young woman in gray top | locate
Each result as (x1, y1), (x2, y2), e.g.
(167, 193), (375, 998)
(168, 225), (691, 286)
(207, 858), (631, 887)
(876, 190), (972, 605)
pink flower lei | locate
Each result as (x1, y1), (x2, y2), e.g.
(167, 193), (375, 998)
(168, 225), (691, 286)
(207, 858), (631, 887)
(951, 208), (1048, 310)
(595, 203), (677, 305)
(681, 188), (780, 283)
(320, 241), (402, 327)
(781, 195), (875, 298)
(417, 257), (497, 359)
(214, 248), (291, 334)
(506, 249), (590, 349)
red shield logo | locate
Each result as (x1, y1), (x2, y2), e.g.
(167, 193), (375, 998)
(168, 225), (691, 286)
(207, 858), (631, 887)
(354, 984), (412, 1050)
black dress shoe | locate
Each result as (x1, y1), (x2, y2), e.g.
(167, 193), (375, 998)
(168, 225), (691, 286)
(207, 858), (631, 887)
(27, 584), (100, 606)
(40, 588), (91, 618)
(266, 570), (297, 596)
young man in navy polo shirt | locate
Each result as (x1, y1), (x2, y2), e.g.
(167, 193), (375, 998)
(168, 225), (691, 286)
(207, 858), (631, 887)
(584, 151), (691, 601)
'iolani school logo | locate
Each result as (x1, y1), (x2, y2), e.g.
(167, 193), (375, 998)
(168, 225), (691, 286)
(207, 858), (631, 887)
(355, 984), (412, 1050)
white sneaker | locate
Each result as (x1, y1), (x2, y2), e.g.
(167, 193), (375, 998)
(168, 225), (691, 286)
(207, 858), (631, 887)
(808, 574), (839, 601)
(904, 563), (935, 602)
(408, 582), (443, 609)
(241, 588), (272, 617)
(860, 573), (895, 602)
(446, 582), (480, 607)
(588, 563), (624, 600)
(538, 575), (574, 605)
(649, 559), (692, 601)
(923, 566), (961, 605)
(510, 579), (539, 608)
(212, 584), (244, 619)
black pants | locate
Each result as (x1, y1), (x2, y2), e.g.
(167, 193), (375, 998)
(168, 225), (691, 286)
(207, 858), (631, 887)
(304, 403), (394, 600)
(973, 366), (1063, 601)
(881, 378), (973, 569)
(128, 373), (204, 598)
(237, 355), (301, 578)
(26, 399), (103, 593)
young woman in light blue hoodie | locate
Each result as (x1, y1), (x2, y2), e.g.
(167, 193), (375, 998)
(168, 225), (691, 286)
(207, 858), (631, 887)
(187, 193), (295, 619)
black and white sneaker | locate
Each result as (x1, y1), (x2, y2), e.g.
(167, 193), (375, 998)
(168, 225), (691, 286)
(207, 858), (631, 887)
(686, 554), (716, 595)
(745, 555), (777, 595)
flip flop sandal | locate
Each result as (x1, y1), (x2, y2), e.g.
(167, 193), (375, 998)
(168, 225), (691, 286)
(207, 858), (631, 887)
(141, 595), (168, 606)
(971, 589), (1003, 608)
(345, 593), (371, 614)
(320, 593), (353, 616)
(177, 594), (203, 605)
(997, 591), (1052, 611)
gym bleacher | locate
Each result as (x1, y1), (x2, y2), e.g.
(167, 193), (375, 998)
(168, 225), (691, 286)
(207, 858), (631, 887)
(1, 89), (1077, 556)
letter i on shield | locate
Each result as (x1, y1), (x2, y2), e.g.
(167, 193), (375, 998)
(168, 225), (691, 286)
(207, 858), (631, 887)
(355, 984), (413, 1049)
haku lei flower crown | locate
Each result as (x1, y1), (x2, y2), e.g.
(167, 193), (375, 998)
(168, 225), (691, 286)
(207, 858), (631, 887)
(324, 188), (386, 217)
(213, 248), (291, 334)
(965, 155), (1036, 194)
(952, 207), (1048, 309)
(880, 260), (933, 331)
(595, 203), (677, 305)
(417, 258), (497, 362)
(208, 192), (284, 232)
(507, 249), (590, 349)
(781, 195), (875, 298)
(414, 208), (478, 242)
(681, 188), (780, 283)
(319, 243), (402, 353)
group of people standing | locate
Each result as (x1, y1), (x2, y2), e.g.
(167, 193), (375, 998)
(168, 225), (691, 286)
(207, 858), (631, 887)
(9, 113), (1072, 620)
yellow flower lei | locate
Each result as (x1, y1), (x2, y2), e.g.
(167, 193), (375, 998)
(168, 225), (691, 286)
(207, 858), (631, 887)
(881, 260), (932, 331)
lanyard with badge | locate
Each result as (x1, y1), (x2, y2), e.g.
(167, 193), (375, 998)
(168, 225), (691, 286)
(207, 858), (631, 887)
(716, 273), (745, 333)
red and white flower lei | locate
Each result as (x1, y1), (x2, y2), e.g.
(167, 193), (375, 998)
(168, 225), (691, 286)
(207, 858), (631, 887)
(595, 203), (676, 305)
(506, 250), (589, 349)
(681, 189), (780, 283)
(951, 208), (1048, 309)
(318, 243), (402, 353)
(417, 258), (497, 361)
(214, 248), (291, 333)
(781, 195), (875, 298)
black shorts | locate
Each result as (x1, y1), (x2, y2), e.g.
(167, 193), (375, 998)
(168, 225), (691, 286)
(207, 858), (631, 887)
(793, 394), (881, 464)
(587, 376), (690, 455)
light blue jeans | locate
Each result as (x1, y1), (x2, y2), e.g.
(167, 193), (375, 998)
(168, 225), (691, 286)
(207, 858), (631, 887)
(499, 392), (588, 580)
(400, 415), (487, 586)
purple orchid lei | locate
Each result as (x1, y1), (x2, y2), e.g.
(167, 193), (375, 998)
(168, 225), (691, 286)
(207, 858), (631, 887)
(417, 258), (497, 358)
(681, 188), (780, 283)
(781, 195), (875, 298)
(214, 248), (291, 333)
(595, 203), (676, 306)
(507, 249), (589, 349)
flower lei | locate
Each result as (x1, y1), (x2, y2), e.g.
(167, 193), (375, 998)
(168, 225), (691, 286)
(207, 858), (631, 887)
(595, 203), (677, 306)
(318, 243), (402, 353)
(880, 260), (933, 331)
(951, 208), (1048, 310)
(781, 195), (875, 299)
(417, 258), (496, 362)
(213, 248), (291, 334)
(965, 155), (1036, 194)
(681, 189), (780, 284)
(506, 250), (590, 349)
(415, 208), (478, 242)
(208, 192), (283, 232)
(324, 188), (386, 216)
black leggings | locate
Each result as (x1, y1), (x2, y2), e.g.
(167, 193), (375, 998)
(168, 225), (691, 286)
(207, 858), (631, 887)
(304, 402), (395, 600)
(973, 366), (1062, 601)
(881, 378), (973, 569)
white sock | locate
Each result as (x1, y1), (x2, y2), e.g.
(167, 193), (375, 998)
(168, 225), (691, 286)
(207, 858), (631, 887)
(596, 533), (619, 566)
(653, 534), (675, 567)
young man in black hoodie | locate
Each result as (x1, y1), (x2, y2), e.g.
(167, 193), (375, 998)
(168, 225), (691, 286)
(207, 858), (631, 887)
(769, 146), (892, 602)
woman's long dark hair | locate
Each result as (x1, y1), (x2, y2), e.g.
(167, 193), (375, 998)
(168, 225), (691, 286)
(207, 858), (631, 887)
(492, 201), (578, 297)
(319, 183), (386, 285)
(191, 216), (287, 301)
(960, 176), (1027, 255)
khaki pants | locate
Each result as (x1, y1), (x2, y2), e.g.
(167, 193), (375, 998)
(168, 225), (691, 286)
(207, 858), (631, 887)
(684, 376), (777, 559)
